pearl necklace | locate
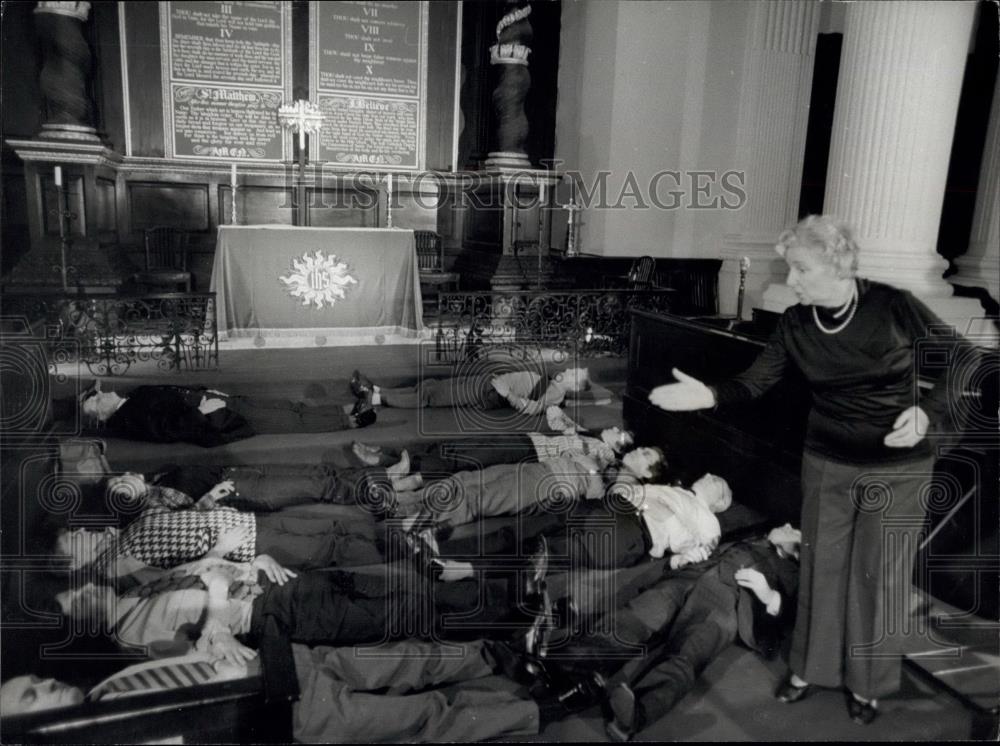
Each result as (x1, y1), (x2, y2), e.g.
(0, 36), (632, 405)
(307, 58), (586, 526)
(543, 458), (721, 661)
(813, 281), (858, 334)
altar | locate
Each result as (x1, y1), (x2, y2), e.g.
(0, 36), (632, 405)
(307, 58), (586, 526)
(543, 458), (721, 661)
(210, 226), (424, 342)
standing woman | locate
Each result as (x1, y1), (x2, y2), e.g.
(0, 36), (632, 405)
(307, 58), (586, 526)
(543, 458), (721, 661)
(647, 215), (967, 724)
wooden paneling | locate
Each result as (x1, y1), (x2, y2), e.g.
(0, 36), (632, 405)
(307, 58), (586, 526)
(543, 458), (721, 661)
(95, 177), (117, 236)
(122, 1), (165, 157)
(42, 177), (85, 237)
(92, 0), (127, 153)
(307, 187), (377, 228)
(426, 1), (459, 170)
(222, 185), (295, 227)
(2, 171), (31, 275)
(128, 183), (209, 234)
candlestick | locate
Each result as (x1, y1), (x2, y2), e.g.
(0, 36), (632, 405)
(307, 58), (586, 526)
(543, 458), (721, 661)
(230, 164), (238, 226)
(54, 165), (62, 187)
(386, 173), (393, 229)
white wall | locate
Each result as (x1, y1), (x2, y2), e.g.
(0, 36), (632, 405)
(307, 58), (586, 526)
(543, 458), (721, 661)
(555, 0), (751, 258)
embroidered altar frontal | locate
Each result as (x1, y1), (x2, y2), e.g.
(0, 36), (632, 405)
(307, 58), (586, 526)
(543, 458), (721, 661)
(211, 226), (424, 340)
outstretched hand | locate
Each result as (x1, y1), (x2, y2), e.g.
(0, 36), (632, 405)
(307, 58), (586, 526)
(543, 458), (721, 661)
(648, 369), (716, 411)
(884, 406), (929, 448)
(251, 554), (297, 585)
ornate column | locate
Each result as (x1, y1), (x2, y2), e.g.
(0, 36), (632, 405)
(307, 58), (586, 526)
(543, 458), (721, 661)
(952, 73), (1000, 303)
(485, 1), (533, 169)
(722, 1), (821, 318)
(34, 1), (101, 143)
(816, 1), (989, 338)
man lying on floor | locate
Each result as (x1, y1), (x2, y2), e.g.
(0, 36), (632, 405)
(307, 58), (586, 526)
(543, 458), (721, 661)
(0, 640), (568, 742)
(412, 473), (734, 585)
(535, 524), (802, 741)
(389, 445), (679, 532)
(79, 380), (376, 447)
(352, 408), (634, 476)
(2, 546), (573, 742)
(350, 365), (605, 414)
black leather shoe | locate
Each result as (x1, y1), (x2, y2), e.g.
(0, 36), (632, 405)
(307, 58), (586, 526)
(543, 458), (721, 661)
(485, 640), (549, 688)
(847, 694), (878, 725)
(775, 673), (812, 703)
(556, 670), (606, 712)
(350, 370), (375, 398)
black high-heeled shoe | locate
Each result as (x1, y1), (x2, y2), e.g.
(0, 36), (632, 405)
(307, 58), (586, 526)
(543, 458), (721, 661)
(775, 673), (813, 703)
(846, 693), (878, 725)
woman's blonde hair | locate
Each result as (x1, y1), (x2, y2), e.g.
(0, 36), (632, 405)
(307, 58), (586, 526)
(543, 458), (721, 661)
(775, 214), (859, 279)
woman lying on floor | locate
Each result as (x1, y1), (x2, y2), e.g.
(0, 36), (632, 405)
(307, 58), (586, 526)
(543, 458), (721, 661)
(49, 455), (423, 586)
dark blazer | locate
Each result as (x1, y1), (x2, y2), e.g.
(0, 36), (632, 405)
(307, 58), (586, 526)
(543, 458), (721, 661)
(108, 386), (255, 447)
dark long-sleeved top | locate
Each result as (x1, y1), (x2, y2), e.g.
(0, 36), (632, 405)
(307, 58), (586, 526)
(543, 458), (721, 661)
(107, 386), (255, 447)
(712, 280), (970, 464)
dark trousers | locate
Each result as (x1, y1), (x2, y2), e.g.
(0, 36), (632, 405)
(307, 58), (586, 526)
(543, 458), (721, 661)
(403, 436), (537, 476)
(250, 570), (521, 647)
(254, 515), (385, 570)
(226, 464), (388, 512)
(791, 451), (932, 698)
(228, 396), (352, 433)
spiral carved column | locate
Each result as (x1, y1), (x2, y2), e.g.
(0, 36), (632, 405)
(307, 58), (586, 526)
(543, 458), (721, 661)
(485, 2), (533, 169)
(34, 1), (101, 142)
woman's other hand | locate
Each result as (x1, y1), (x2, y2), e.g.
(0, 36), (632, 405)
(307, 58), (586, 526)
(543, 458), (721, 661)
(649, 369), (716, 411)
(884, 406), (929, 448)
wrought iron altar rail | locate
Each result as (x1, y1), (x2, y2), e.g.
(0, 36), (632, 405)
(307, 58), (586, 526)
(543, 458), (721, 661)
(433, 288), (675, 361)
(1, 292), (219, 376)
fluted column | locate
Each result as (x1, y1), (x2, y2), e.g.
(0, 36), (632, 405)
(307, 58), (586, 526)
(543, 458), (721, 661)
(33, 1), (101, 142)
(722, 1), (820, 318)
(823, 1), (975, 297)
(953, 73), (1000, 301)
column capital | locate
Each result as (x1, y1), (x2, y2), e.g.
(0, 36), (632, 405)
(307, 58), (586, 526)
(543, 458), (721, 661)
(34, 1), (90, 21)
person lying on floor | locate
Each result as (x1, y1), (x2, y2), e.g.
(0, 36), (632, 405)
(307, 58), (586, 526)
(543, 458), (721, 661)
(537, 524), (802, 741)
(414, 473), (734, 582)
(0, 637), (578, 742)
(101, 455), (420, 515)
(351, 418), (633, 476)
(349, 366), (596, 413)
(52, 483), (396, 587)
(79, 380), (375, 447)
(51, 547), (552, 691)
(391, 446), (669, 532)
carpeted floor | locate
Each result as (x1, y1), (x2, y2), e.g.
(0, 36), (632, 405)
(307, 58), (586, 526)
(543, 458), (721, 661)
(59, 345), (986, 741)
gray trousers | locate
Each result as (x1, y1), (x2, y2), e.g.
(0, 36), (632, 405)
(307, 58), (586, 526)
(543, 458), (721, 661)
(791, 451), (933, 699)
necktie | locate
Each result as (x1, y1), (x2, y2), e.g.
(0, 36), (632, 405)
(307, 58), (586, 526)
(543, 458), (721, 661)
(88, 656), (219, 700)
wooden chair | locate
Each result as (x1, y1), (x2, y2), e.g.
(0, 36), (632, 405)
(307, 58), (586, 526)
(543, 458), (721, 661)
(135, 227), (192, 292)
(626, 255), (657, 289)
(414, 230), (459, 314)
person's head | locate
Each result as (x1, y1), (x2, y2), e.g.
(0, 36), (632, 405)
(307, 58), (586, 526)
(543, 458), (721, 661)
(767, 522), (802, 560)
(775, 214), (859, 306)
(553, 367), (590, 392)
(691, 473), (732, 513)
(54, 526), (117, 570)
(620, 446), (666, 482)
(600, 427), (635, 453)
(0, 675), (84, 716)
(80, 390), (123, 423)
(105, 473), (149, 505)
(54, 581), (116, 627)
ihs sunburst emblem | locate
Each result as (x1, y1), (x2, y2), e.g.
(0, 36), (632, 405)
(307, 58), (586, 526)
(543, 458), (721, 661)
(279, 250), (358, 309)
